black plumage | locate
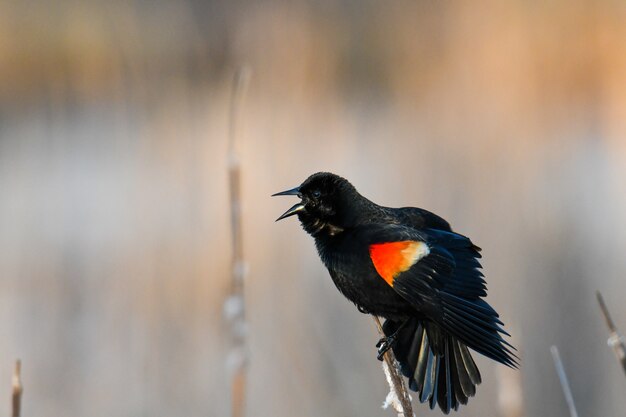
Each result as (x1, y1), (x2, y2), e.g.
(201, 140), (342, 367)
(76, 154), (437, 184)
(273, 172), (518, 413)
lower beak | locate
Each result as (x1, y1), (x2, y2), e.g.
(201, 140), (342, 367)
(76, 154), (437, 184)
(275, 202), (305, 221)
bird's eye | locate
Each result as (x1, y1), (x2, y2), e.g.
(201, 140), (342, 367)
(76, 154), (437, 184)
(312, 190), (322, 199)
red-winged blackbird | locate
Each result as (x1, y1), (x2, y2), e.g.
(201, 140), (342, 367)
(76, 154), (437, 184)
(273, 172), (518, 413)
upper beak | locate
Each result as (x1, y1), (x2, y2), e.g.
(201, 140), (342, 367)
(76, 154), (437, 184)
(271, 187), (301, 197)
(272, 186), (304, 221)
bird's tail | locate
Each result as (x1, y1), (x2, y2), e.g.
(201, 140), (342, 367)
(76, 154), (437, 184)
(382, 318), (483, 413)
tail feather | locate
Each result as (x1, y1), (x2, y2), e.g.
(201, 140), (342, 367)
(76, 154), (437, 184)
(412, 330), (429, 393)
(423, 348), (437, 404)
(383, 318), (484, 413)
(437, 340), (454, 411)
(448, 343), (469, 405)
(452, 339), (478, 397)
(428, 354), (440, 409)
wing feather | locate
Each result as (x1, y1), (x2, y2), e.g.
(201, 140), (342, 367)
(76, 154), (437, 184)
(364, 224), (518, 368)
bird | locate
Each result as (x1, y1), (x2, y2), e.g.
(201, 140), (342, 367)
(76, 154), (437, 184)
(273, 172), (518, 413)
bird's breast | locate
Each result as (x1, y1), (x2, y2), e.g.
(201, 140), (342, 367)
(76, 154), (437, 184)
(315, 234), (414, 318)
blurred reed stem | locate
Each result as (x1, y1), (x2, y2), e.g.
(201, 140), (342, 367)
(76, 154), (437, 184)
(12, 360), (22, 417)
(225, 68), (251, 417)
(596, 291), (626, 377)
(550, 346), (578, 417)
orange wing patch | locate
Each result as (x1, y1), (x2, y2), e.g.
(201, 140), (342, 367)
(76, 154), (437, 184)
(369, 241), (430, 286)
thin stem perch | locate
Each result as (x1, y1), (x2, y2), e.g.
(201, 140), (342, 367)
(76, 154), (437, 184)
(373, 316), (414, 417)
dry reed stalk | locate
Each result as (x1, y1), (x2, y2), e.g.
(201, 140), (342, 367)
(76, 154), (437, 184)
(373, 316), (415, 417)
(550, 346), (579, 417)
(224, 68), (251, 417)
(496, 362), (524, 417)
(496, 327), (524, 417)
(596, 291), (626, 377)
(12, 360), (22, 417)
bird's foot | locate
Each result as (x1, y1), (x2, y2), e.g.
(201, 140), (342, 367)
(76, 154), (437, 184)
(357, 305), (370, 314)
(376, 335), (396, 360)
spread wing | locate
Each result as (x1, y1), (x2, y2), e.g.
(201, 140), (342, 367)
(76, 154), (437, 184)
(365, 224), (517, 367)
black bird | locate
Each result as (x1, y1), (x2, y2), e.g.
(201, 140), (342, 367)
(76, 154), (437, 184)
(273, 172), (517, 413)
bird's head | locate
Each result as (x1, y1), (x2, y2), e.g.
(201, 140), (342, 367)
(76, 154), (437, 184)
(273, 172), (362, 236)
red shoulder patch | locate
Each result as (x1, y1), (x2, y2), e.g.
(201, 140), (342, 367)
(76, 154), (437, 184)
(369, 241), (430, 286)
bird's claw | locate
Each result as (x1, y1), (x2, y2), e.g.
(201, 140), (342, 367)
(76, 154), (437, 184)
(376, 336), (395, 360)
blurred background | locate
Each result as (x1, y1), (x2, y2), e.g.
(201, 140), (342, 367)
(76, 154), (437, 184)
(1, 1), (626, 416)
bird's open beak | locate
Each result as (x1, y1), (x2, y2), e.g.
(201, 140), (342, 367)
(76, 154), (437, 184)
(272, 187), (304, 221)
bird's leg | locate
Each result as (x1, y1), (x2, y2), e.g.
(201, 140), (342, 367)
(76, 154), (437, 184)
(376, 319), (410, 360)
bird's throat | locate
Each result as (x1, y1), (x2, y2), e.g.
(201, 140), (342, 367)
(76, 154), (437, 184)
(299, 214), (344, 238)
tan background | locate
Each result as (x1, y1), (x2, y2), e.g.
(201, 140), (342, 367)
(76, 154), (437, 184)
(1, 1), (626, 416)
